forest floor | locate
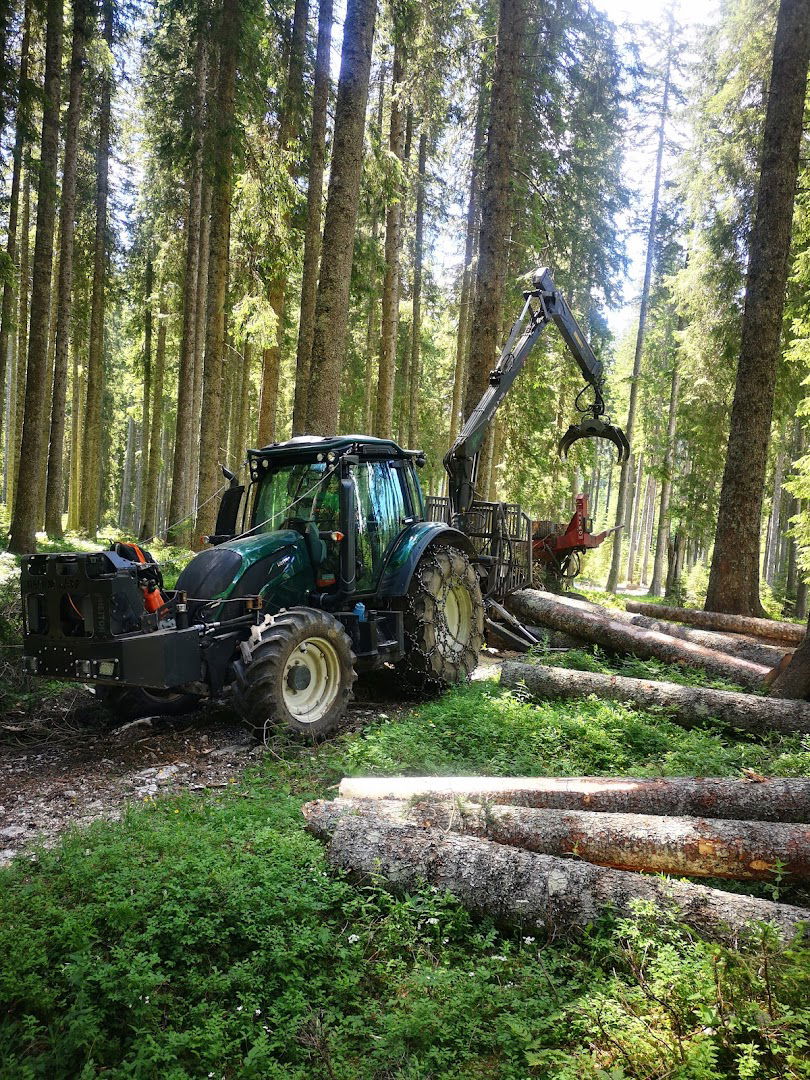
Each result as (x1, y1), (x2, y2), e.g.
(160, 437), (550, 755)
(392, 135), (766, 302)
(1, 640), (809, 1078)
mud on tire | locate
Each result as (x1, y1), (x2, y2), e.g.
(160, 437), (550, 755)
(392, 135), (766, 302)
(232, 607), (356, 738)
(396, 545), (484, 692)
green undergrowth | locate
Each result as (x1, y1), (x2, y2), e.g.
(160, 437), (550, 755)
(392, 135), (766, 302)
(2, 677), (810, 1078)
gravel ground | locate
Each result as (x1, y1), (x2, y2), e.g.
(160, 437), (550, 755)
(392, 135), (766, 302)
(0, 655), (505, 866)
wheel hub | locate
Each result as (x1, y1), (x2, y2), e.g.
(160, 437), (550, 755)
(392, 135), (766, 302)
(286, 663), (312, 692)
(281, 636), (341, 724)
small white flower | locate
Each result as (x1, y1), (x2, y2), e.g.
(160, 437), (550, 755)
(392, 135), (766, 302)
(522, 936), (535, 944)
(254, 1008), (262, 1018)
(442, 937), (449, 944)
(348, 933), (360, 944)
(426, 917), (439, 925)
(236, 1005), (243, 1012)
(145, 996), (150, 1003)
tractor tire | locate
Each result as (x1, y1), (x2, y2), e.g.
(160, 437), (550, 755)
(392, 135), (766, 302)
(232, 608), (356, 739)
(97, 686), (201, 722)
(396, 545), (484, 692)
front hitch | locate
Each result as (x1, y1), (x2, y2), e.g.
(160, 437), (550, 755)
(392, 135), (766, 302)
(558, 415), (631, 463)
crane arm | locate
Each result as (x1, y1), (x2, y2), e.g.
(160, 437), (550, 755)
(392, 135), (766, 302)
(444, 267), (628, 519)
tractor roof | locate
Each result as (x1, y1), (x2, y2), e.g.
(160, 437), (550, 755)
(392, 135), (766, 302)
(249, 434), (413, 460)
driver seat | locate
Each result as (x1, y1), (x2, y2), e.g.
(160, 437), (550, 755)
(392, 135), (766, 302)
(302, 519), (327, 568)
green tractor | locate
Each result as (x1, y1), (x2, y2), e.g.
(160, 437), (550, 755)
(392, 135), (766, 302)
(20, 270), (627, 738)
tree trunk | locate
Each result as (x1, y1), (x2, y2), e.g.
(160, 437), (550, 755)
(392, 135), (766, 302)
(292, 0), (333, 436)
(139, 285), (167, 541)
(43, 0), (89, 538)
(501, 660), (810, 736)
(0, 0), (31, 481)
(167, 27), (207, 543)
(464, 0), (522, 433)
(766, 444), (786, 586)
(507, 590), (769, 687)
(607, 14), (674, 591)
(625, 455), (645, 584)
(196, 0), (241, 538)
(639, 477), (656, 586)
(330, 797), (810, 882)
(67, 336), (82, 530)
(306, 0), (376, 433)
(625, 600), (805, 645)
(705, 0), (810, 616)
(406, 132), (427, 448)
(8, 162), (32, 517)
(257, 0), (308, 445)
(8, 0), (63, 553)
(649, 356), (680, 595)
(119, 415), (135, 530)
(78, 0), (113, 538)
(373, 38), (406, 438)
(187, 177), (212, 540)
(450, 68), (487, 445)
(337, 775), (810, 823)
(767, 611), (810, 698)
(303, 804), (807, 943)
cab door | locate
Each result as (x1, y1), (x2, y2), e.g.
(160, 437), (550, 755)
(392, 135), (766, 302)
(351, 460), (408, 591)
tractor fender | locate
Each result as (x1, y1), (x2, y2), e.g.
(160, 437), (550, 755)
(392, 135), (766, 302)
(377, 523), (475, 599)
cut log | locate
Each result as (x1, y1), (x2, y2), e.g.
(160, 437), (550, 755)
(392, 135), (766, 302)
(523, 593), (789, 667)
(328, 798), (810, 881)
(626, 616), (790, 668)
(499, 660), (810, 736)
(507, 590), (769, 688)
(337, 775), (810, 823)
(303, 802), (808, 943)
(556, 595), (791, 667)
(624, 601), (805, 646)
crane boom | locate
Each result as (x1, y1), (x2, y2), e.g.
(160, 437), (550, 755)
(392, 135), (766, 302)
(444, 267), (629, 519)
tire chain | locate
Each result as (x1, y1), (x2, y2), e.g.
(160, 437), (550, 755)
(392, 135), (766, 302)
(402, 547), (484, 686)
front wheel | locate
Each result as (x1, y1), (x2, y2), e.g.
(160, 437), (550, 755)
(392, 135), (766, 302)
(396, 545), (484, 692)
(232, 608), (356, 738)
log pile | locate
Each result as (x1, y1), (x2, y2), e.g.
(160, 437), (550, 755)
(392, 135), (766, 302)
(304, 777), (810, 944)
(505, 590), (770, 689)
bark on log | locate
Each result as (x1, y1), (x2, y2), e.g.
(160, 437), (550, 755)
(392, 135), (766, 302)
(328, 798), (810, 881)
(549, 594), (790, 667)
(507, 590), (769, 688)
(500, 660), (810, 736)
(337, 775), (810, 822)
(624, 601), (805, 646)
(303, 802), (808, 943)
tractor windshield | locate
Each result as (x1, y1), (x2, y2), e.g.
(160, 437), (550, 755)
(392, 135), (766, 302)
(253, 461), (341, 532)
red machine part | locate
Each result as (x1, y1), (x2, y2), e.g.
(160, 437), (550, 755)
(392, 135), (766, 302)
(532, 494), (618, 582)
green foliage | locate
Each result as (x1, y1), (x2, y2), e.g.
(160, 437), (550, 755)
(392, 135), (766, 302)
(1, 673), (808, 1078)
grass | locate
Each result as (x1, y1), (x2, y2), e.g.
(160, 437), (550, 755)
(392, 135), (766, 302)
(1, 676), (809, 1079)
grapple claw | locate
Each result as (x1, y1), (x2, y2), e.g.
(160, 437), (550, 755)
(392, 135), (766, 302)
(558, 417), (630, 463)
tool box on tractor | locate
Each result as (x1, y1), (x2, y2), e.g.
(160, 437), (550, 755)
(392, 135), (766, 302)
(20, 269), (628, 738)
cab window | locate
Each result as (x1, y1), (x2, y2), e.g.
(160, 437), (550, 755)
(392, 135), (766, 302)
(351, 461), (408, 590)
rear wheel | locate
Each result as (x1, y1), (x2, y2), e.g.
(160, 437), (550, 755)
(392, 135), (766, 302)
(232, 608), (356, 738)
(396, 546), (484, 691)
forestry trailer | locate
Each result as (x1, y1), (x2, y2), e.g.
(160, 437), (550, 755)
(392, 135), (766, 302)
(20, 269), (628, 738)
